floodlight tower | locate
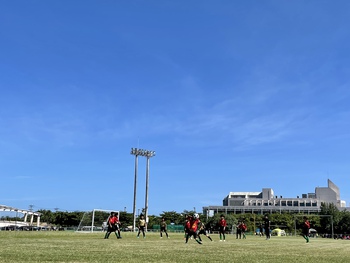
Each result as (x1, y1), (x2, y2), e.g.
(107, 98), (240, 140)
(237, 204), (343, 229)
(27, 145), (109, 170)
(130, 147), (140, 232)
(144, 150), (155, 231)
(130, 148), (156, 232)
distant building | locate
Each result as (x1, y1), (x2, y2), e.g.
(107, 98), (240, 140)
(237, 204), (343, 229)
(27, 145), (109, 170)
(203, 179), (349, 216)
(0, 205), (41, 227)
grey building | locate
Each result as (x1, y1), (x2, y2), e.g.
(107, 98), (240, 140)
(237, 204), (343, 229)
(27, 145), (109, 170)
(203, 179), (348, 216)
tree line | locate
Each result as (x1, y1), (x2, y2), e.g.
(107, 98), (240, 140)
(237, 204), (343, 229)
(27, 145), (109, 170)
(3, 203), (349, 235)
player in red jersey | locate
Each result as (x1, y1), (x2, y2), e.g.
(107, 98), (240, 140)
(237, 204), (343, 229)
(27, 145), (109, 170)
(302, 216), (310, 243)
(104, 212), (120, 239)
(184, 215), (192, 240)
(185, 213), (202, 244)
(239, 221), (247, 239)
(218, 214), (227, 241)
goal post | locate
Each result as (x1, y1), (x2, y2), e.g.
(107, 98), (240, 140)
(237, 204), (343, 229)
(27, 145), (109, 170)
(76, 209), (119, 233)
(293, 214), (333, 238)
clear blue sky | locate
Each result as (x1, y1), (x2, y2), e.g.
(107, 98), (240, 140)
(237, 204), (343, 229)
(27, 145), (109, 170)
(1, 0), (349, 216)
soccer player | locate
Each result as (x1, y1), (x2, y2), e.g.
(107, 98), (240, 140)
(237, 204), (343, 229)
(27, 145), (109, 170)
(137, 214), (147, 238)
(240, 221), (247, 239)
(160, 217), (169, 238)
(184, 215), (192, 240)
(263, 214), (271, 240)
(302, 216), (310, 243)
(197, 220), (213, 242)
(236, 221), (242, 239)
(104, 212), (119, 239)
(259, 223), (264, 237)
(185, 213), (202, 244)
(218, 214), (227, 241)
(114, 213), (122, 239)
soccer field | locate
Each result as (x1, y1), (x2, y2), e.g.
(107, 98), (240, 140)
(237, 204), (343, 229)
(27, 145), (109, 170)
(0, 231), (349, 263)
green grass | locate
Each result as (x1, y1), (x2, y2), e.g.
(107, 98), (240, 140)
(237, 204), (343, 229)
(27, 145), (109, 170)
(0, 231), (349, 263)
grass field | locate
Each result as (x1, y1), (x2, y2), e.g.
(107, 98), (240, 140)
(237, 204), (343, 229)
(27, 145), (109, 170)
(0, 231), (349, 263)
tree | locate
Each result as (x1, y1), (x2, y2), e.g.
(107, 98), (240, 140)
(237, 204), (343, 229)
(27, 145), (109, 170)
(159, 211), (183, 225)
(337, 210), (350, 235)
(320, 202), (340, 234)
(206, 213), (237, 233)
(270, 213), (294, 233)
(119, 211), (133, 228)
(37, 209), (55, 225)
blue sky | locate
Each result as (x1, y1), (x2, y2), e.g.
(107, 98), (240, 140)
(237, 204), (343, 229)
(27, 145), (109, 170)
(1, 0), (349, 216)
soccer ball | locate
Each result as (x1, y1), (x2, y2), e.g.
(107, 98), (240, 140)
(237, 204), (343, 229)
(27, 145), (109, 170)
(193, 213), (199, 219)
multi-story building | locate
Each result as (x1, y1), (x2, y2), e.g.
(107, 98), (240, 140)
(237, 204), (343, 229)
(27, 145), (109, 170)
(203, 179), (348, 216)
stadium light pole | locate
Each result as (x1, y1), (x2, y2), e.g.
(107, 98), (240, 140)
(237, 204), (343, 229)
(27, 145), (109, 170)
(131, 148), (156, 232)
(130, 148), (139, 232)
(144, 150), (155, 231)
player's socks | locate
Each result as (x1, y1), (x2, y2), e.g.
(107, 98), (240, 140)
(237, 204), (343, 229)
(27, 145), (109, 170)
(208, 236), (212, 241)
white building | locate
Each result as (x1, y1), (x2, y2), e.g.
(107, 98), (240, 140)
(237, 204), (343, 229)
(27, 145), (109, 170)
(203, 179), (348, 215)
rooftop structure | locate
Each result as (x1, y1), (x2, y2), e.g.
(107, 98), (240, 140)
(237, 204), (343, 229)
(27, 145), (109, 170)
(0, 205), (41, 228)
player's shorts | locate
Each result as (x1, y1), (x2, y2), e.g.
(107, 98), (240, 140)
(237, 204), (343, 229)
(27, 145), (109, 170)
(187, 230), (197, 238)
(198, 229), (206, 235)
